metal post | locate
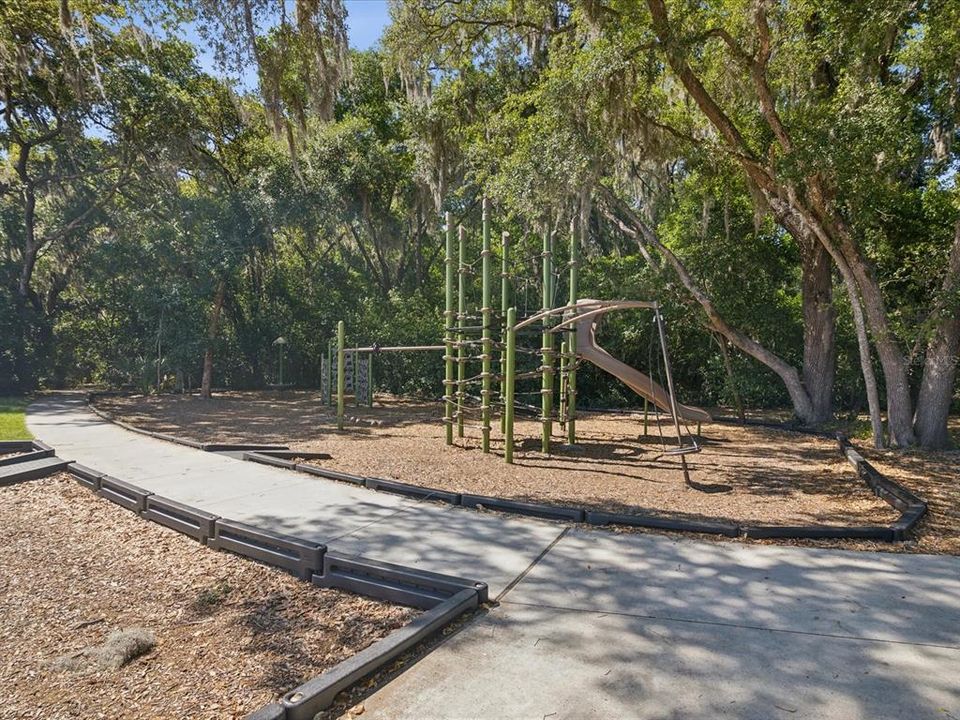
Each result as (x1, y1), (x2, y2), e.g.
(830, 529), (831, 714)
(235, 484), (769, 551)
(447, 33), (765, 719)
(654, 307), (691, 485)
(337, 320), (345, 430)
(500, 231), (509, 433)
(444, 213), (455, 445)
(643, 398), (649, 435)
(541, 223), (554, 453)
(567, 216), (579, 445)
(559, 338), (568, 431)
(505, 306), (516, 464)
(481, 198), (493, 452)
(457, 224), (467, 438)
(367, 353), (374, 406)
(326, 339), (333, 406)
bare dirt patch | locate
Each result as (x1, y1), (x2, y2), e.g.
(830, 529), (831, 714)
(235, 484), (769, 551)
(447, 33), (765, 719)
(0, 475), (416, 720)
(94, 392), (939, 536)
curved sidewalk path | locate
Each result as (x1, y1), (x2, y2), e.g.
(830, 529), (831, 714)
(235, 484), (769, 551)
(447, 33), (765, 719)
(28, 396), (960, 719)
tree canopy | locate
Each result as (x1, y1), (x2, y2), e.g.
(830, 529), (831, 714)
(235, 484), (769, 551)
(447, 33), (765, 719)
(2, 0), (957, 448)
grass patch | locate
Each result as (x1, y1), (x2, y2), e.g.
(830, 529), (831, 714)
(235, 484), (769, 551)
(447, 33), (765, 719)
(0, 397), (32, 440)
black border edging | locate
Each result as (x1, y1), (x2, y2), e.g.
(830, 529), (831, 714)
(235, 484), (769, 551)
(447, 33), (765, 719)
(0, 456), (69, 486)
(256, 450), (333, 461)
(43, 446), (487, 720)
(365, 477), (461, 505)
(294, 462), (366, 485)
(0, 440), (34, 453)
(203, 443), (289, 452)
(742, 524), (894, 541)
(98, 475), (152, 513)
(86, 395), (927, 544)
(68, 463), (104, 490)
(143, 495), (219, 544)
(838, 435), (928, 541)
(316, 552), (489, 610)
(585, 510), (740, 537)
(208, 518), (325, 580)
(243, 451), (297, 469)
(461, 494), (585, 523)
(275, 588), (479, 720)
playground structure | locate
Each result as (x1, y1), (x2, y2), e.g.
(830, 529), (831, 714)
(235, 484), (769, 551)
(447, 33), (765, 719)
(324, 199), (709, 478)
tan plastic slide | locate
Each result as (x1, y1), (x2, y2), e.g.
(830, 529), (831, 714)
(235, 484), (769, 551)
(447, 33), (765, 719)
(573, 300), (712, 424)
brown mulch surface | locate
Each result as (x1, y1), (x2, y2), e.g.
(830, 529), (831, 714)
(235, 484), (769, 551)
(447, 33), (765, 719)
(0, 475), (417, 720)
(94, 392), (946, 534)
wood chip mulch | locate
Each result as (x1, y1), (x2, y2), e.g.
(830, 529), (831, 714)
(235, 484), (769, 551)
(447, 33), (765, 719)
(92, 393), (960, 557)
(0, 475), (417, 720)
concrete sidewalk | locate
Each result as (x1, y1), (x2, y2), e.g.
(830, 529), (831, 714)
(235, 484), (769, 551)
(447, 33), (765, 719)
(27, 396), (563, 595)
(27, 396), (960, 719)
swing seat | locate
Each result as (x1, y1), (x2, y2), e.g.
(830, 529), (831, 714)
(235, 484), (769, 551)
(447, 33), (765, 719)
(658, 442), (701, 457)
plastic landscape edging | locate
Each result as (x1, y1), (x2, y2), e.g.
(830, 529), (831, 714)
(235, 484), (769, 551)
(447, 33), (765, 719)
(272, 588), (480, 720)
(742, 524), (895, 541)
(0, 456), (69, 486)
(243, 451), (297, 470)
(293, 462), (366, 485)
(837, 435), (927, 540)
(0, 440), (34, 453)
(460, 493), (586, 522)
(98, 475), (152, 513)
(0, 449), (51, 467)
(68, 463), (105, 490)
(364, 476), (461, 505)
(80, 397), (929, 543)
(142, 495), (219, 544)
(208, 518), (325, 580)
(44, 447), (488, 720)
(315, 551), (489, 609)
(585, 510), (740, 537)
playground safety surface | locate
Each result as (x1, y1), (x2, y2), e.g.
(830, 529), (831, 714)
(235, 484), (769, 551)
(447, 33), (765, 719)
(94, 392), (960, 554)
(0, 475), (415, 720)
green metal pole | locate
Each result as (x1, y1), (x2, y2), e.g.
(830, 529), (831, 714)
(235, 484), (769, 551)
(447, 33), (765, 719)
(567, 216), (579, 445)
(500, 230), (510, 434)
(329, 339), (335, 406)
(643, 397), (650, 435)
(541, 223), (554, 453)
(504, 306), (516, 464)
(444, 212), (455, 445)
(337, 320), (345, 430)
(481, 198), (492, 452)
(559, 338), (568, 431)
(457, 224), (466, 438)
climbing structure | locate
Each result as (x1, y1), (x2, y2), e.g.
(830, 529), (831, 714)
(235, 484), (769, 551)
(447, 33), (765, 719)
(439, 200), (710, 470)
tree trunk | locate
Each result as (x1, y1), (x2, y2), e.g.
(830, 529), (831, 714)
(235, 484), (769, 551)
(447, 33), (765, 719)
(914, 318), (960, 449)
(201, 280), (227, 400)
(599, 191), (820, 423)
(914, 220), (960, 449)
(800, 243), (836, 424)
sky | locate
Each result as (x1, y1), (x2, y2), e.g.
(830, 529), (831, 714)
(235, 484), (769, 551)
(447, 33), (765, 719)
(344, 0), (391, 50)
(183, 1), (391, 90)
